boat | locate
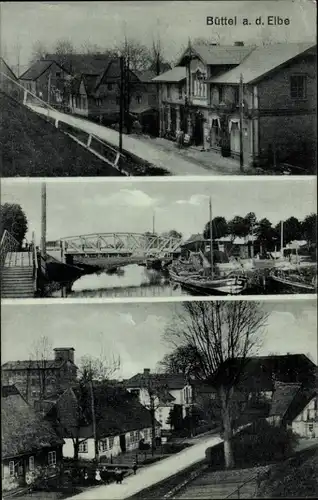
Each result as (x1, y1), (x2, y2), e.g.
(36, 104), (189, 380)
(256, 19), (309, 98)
(168, 198), (247, 296)
(269, 267), (317, 294)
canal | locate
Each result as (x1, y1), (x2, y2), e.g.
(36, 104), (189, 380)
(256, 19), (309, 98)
(48, 263), (314, 298)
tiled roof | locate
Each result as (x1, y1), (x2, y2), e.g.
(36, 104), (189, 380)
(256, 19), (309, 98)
(177, 44), (253, 66)
(45, 54), (112, 77)
(210, 42), (316, 84)
(153, 66), (186, 83)
(125, 372), (186, 390)
(182, 233), (206, 245)
(134, 70), (157, 82)
(19, 60), (54, 80)
(269, 381), (301, 418)
(2, 359), (65, 370)
(2, 385), (64, 459)
(48, 385), (160, 439)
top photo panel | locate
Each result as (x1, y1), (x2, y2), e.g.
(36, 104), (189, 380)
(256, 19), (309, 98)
(0, 0), (316, 178)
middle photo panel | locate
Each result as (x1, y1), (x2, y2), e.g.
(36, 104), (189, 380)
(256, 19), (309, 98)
(1, 177), (316, 299)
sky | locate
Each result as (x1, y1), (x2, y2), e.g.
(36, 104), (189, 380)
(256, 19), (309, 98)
(1, 178), (316, 243)
(1, 1), (316, 73)
(1, 299), (317, 378)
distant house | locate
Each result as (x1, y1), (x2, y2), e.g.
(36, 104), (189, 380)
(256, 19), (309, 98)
(19, 59), (71, 107)
(45, 384), (161, 460)
(215, 234), (259, 259)
(125, 369), (187, 430)
(0, 58), (20, 98)
(2, 347), (78, 405)
(268, 381), (318, 438)
(156, 42), (316, 171)
(2, 385), (64, 492)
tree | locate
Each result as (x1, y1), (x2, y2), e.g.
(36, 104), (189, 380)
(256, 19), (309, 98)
(301, 213), (317, 247)
(244, 212), (257, 235)
(28, 336), (53, 402)
(0, 203), (28, 246)
(203, 216), (229, 240)
(31, 40), (48, 63)
(228, 215), (250, 239)
(161, 229), (183, 240)
(78, 352), (121, 383)
(54, 39), (75, 57)
(163, 301), (268, 468)
(276, 217), (302, 246)
(115, 38), (152, 71)
(256, 218), (279, 251)
(157, 344), (204, 379)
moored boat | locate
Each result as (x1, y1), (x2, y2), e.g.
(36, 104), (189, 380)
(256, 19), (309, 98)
(269, 267), (317, 294)
(168, 268), (247, 295)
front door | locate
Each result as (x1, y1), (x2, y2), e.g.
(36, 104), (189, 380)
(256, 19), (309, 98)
(193, 113), (204, 146)
(230, 122), (240, 153)
(119, 434), (126, 453)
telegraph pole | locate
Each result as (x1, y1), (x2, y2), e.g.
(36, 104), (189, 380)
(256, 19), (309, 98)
(152, 211), (155, 234)
(47, 72), (52, 105)
(239, 73), (244, 173)
(41, 182), (47, 258)
(119, 54), (124, 153)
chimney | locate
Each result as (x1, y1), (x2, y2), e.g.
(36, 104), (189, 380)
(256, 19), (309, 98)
(54, 348), (75, 364)
(143, 368), (150, 375)
(234, 41), (244, 46)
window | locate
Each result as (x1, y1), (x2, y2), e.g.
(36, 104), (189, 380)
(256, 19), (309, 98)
(29, 456), (35, 471)
(130, 389), (140, 398)
(107, 83), (113, 90)
(48, 451), (56, 466)
(290, 75), (307, 99)
(309, 423), (314, 431)
(56, 72), (61, 77)
(108, 436), (114, 449)
(167, 84), (171, 99)
(79, 441), (88, 453)
(234, 86), (239, 105)
(178, 83), (183, 100)
(218, 86), (224, 103)
(136, 95), (142, 104)
(9, 461), (15, 477)
(99, 439), (108, 452)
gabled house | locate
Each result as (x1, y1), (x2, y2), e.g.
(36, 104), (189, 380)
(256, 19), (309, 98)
(2, 347), (78, 405)
(19, 59), (71, 107)
(125, 369), (187, 430)
(0, 58), (20, 98)
(44, 384), (160, 460)
(156, 42), (316, 171)
(2, 385), (64, 492)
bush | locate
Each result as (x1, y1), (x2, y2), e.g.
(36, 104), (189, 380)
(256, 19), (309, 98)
(206, 419), (299, 469)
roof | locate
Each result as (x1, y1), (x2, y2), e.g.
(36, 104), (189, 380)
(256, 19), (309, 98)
(269, 382), (301, 418)
(19, 59), (70, 81)
(45, 54), (112, 77)
(134, 70), (157, 82)
(125, 372), (186, 390)
(181, 233), (206, 245)
(178, 44), (254, 66)
(213, 354), (316, 390)
(2, 359), (77, 371)
(210, 42), (316, 84)
(0, 91), (122, 177)
(153, 66), (186, 83)
(216, 235), (258, 245)
(2, 385), (64, 459)
(148, 61), (172, 74)
(47, 385), (160, 440)
(0, 57), (17, 80)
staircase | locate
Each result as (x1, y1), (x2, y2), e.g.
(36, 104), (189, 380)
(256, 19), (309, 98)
(1, 252), (35, 298)
(173, 466), (268, 499)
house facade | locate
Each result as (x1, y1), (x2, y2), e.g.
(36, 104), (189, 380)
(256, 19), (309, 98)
(125, 369), (187, 430)
(19, 60), (71, 107)
(2, 347), (78, 405)
(155, 42), (316, 171)
(2, 385), (64, 492)
(45, 384), (161, 461)
(291, 395), (318, 438)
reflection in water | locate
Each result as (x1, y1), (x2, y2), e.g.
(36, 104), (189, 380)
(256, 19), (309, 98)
(68, 264), (186, 298)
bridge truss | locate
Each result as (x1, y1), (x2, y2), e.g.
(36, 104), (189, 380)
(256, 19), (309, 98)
(57, 233), (182, 258)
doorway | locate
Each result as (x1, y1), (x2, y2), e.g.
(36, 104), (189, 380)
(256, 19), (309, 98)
(193, 113), (204, 146)
(119, 434), (126, 453)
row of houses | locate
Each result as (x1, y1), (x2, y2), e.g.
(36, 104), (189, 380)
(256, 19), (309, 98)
(2, 348), (317, 492)
(1, 40), (316, 168)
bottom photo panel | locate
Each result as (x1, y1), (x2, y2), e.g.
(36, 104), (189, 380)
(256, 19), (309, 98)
(2, 298), (317, 500)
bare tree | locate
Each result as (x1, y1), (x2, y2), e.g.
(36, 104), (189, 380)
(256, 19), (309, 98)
(78, 352), (121, 382)
(115, 38), (152, 71)
(29, 335), (54, 402)
(31, 40), (48, 63)
(80, 41), (102, 54)
(164, 301), (268, 468)
(54, 39), (75, 57)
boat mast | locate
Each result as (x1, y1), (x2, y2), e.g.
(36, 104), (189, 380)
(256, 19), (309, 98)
(209, 197), (213, 277)
(280, 220), (284, 257)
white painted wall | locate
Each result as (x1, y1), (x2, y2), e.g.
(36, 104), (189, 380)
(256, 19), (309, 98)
(292, 397), (318, 438)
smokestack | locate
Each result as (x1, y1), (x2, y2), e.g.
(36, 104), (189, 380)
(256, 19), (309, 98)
(143, 368), (150, 375)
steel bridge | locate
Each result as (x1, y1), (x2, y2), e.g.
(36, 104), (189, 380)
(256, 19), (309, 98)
(47, 233), (182, 259)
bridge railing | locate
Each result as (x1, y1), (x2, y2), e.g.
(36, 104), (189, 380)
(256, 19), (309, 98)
(31, 231), (39, 293)
(0, 230), (20, 268)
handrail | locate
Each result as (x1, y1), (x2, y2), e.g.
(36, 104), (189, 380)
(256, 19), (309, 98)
(0, 229), (20, 268)
(32, 231), (38, 293)
(225, 473), (259, 499)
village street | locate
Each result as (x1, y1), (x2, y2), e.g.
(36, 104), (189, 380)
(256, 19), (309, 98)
(26, 104), (237, 176)
(70, 434), (222, 500)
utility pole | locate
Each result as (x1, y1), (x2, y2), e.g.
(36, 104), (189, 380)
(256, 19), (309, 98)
(119, 54), (124, 153)
(47, 72), (52, 105)
(280, 220), (284, 254)
(209, 197), (213, 277)
(239, 73), (244, 173)
(89, 379), (99, 463)
(41, 182), (47, 258)
(152, 211), (155, 234)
